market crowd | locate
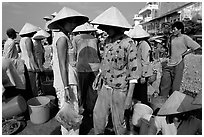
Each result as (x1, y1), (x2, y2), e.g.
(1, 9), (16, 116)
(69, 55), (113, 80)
(2, 6), (202, 135)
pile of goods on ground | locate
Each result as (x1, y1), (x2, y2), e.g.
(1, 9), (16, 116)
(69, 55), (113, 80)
(180, 54), (202, 93)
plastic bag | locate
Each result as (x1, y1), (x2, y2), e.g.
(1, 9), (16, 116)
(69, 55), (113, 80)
(55, 101), (83, 131)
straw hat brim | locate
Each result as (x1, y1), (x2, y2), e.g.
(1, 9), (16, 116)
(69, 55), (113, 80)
(72, 23), (97, 32)
(154, 39), (162, 43)
(47, 7), (89, 30)
(73, 29), (97, 33)
(127, 25), (150, 39)
(157, 91), (202, 116)
(51, 12), (57, 17)
(33, 30), (50, 40)
(33, 36), (47, 40)
(43, 16), (52, 20)
(48, 16), (88, 30)
(19, 23), (40, 36)
(91, 6), (132, 29)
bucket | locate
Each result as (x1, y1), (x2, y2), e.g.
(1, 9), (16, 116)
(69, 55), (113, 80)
(139, 114), (152, 135)
(2, 95), (27, 119)
(41, 80), (56, 96)
(132, 103), (153, 127)
(45, 95), (56, 110)
(27, 96), (50, 124)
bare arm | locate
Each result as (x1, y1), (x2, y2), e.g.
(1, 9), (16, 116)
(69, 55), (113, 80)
(56, 37), (69, 88)
(182, 35), (201, 58)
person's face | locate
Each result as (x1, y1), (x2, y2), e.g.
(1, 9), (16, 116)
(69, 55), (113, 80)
(63, 22), (78, 32)
(166, 114), (183, 124)
(172, 27), (181, 36)
(162, 25), (171, 35)
(98, 25), (116, 37)
(62, 18), (81, 33)
(105, 28), (115, 37)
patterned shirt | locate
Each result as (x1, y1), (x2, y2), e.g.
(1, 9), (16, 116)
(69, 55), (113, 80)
(101, 34), (139, 91)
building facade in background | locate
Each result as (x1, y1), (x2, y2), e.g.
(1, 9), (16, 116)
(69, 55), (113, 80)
(134, 2), (202, 36)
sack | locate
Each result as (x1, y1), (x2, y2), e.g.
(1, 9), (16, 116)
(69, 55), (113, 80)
(55, 101), (83, 131)
(92, 71), (103, 91)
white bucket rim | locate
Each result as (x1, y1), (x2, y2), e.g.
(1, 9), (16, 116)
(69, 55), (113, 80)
(45, 95), (56, 100)
(27, 96), (50, 108)
(134, 103), (153, 113)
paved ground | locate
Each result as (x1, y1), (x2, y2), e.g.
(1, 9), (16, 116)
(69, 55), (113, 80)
(16, 107), (61, 135)
(15, 107), (96, 135)
(14, 108), (138, 135)
(17, 118), (61, 135)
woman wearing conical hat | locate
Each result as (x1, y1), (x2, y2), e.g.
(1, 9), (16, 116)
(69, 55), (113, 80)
(147, 91), (202, 135)
(47, 7), (88, 135)
(72, 22), (100, 117)
(33, 29), (50, 72)
(19, 22), (40, 97)
(128, 25), (152, 106)
(91, 6), (140, 135)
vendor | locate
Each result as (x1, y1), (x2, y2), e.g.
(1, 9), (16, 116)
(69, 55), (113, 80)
(148, 91), (202, 135)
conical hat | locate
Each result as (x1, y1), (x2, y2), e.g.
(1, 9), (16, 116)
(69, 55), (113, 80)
(43, 16), (52, 21)
(48, 7), (89, 29)
(91, 6), (132, 29)
(33, 29), (50, 40)
(44, 21), (51, 31)
(157, 91), (202, 116)
(154, 39), (162, 43)
(19, 23), (40, 36)
(51, 12), (57, 17)
(127, 25), (150, 39)
(72, 22), (97, 32)
(192, 92), (202, 105)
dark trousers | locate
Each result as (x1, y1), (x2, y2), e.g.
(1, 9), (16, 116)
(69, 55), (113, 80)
(159, 59), (184, 97)
(132, 78), (148, 105)
(78, 71), (98, 113)
(27, 70), (47, 97)
(28, 71), (38, 97)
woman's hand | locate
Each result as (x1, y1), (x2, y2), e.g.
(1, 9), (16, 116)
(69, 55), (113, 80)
(124, 96), (132, 110)
(140, 77), (146, 84)
(64, 87), (71, 102)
